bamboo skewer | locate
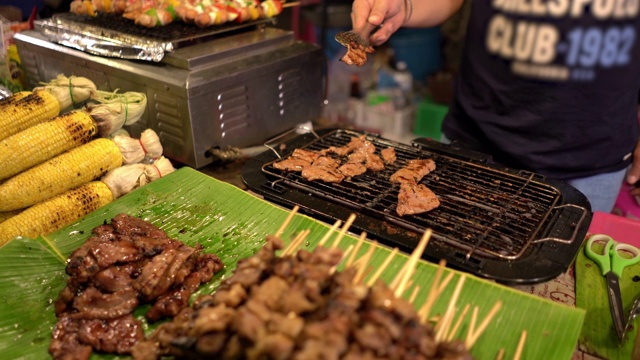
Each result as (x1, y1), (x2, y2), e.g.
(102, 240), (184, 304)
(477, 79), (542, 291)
(330, 213), (356, 248)
(366, 247), (399, 287)
(435, 275), (466, 342)
(394, 229), (432, 298)
(418, 258), (446, 319)
(282, 229), (310, 256)
(495, 348), (505, 360)
(353, 241), (377, 284)
(408, 285), (421, 304)
(276, 205), (299, 237)
(318, 219), (342, 247)
(331, 244), (355, 274)
(513, 330), (527, 360)
(346, 232), (367, 267)
(446, 303), (470, 342)
(466, 301), (503, 348)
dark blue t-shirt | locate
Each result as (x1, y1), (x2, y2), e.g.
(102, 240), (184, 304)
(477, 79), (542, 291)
(442, 0), (640, 180)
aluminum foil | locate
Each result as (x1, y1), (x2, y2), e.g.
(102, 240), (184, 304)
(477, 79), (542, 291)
(35, 17), (172, 62)
(34, 13), (277, 63)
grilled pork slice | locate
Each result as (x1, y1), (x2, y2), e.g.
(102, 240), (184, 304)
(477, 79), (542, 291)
(390, 159), (436, 184)
(302, 165), (345, 183)
(381, 147), (397, 165)
(396, 182), (440, 216)
(273, 158), (311, 172)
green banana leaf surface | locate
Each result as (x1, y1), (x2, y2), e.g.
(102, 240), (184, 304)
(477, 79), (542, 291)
(0, 167), (585, 359)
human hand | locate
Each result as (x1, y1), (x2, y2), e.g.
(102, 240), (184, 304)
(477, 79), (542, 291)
(627, 139), (640, 196)
(351, 0), (409, 46)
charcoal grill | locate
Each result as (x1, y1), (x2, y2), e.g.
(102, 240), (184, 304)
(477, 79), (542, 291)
(13, 13), (324, 169)
(242, 127), (592, 284)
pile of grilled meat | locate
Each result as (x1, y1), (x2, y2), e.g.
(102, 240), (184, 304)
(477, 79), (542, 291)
(49, 214), (224, 360)
(273, 135), (440, 216)
(131, 235), (472, 360)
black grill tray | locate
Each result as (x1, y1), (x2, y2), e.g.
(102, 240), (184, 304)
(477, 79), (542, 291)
(242, 128), (592, 284)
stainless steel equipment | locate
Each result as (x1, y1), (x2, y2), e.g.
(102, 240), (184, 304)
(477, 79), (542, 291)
(13, 14), (325, 168)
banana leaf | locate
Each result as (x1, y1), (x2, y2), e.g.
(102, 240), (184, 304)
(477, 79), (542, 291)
(0, 167), (585, 359)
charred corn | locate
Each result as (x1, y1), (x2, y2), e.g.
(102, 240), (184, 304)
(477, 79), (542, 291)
(0, 181), (114, 246)
(0, 110), (97, 181)
(0, 138), (123, 211)
(0, 91), (30, 109)
(0, 89), (60, 142)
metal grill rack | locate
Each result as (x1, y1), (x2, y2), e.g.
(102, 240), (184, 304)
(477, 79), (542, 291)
(243, 128), (592, 284)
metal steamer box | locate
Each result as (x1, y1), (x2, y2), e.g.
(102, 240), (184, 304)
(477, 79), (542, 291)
(13, 27), (324, 168)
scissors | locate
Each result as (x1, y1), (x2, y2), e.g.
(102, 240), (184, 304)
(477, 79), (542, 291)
(585, 234), (640, 342)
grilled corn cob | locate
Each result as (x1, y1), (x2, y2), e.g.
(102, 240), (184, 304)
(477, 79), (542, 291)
(0, 91), (30, 109)
(0, 138), (123, 211)
(0, 210), (20, 225)
(0, 110), (97, 181)
(0, 181), (114, 246)
(0, 89), (61, 142)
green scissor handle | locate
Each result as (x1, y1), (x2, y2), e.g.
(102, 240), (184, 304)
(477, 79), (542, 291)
(586, 234), (640, 278)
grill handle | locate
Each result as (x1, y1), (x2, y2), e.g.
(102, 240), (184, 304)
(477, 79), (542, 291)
(532, 204), (589, 245)
(263, 124), (318, 159)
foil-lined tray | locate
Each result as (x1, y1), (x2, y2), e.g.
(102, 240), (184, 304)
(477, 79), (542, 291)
(35, 12), (276, 62)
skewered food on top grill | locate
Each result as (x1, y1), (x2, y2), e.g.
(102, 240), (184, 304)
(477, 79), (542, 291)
(49, 213), (224, 360)
(70, 0), (285, 28)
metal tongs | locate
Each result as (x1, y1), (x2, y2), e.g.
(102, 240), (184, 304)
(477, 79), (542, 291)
(334, 21), (381, 49)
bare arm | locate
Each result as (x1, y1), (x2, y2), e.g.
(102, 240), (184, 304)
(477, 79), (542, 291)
(628, 140), (640, 196)
(352, 0), (464, 45)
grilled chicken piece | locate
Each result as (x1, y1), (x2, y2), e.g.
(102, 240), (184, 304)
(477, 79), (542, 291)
(396, 182), (440, 216)
(390, 159), (436, 184)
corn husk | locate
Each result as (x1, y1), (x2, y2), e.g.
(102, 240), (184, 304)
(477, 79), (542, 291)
(34, 74), (97, 110)
(140, 129), (163, 160)
(112, 134), (145, 164)
(112, 129), (163, 164)
(88, 90), (148, 137)
(108, 128), (130, 139)
(101, 164), (148, 199)
(144, 156), (176, 181)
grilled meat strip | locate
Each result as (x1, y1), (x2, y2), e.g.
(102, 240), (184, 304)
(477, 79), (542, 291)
(50, 213), (224, 360)
(396, 182), (441, 216)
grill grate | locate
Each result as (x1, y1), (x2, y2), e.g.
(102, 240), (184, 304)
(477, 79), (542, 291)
(51, 12), (274, 45)
(261, 129), (562, 261)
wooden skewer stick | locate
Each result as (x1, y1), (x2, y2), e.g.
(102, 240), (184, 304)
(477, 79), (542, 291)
(276, 205), (299, 238)
(394, 229), (432, 298)
(466, 301), (503, 348)
(513, 330), (527, 360)
(331, 244), (355, 274)
(346, 232), (367, 267)
(282, 229), (310, 256)
(282, 1), (300, 8)
(318, 219), (342, 247)
(331, 213), (357, 249)
(418, 258), (446, 321)
(435, 275), (466, 342)
(366, 247), (399, 287)
(495, 348), (505, 360)
(466, 306), (479, 348)
(446, 303), (470, 342)
(408, 285), (421, 304)
(353, 240), (378, 284)
(389, 260), (408, 290)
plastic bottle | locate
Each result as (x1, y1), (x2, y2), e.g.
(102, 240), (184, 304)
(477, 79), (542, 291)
(392, 61), (413, 109)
